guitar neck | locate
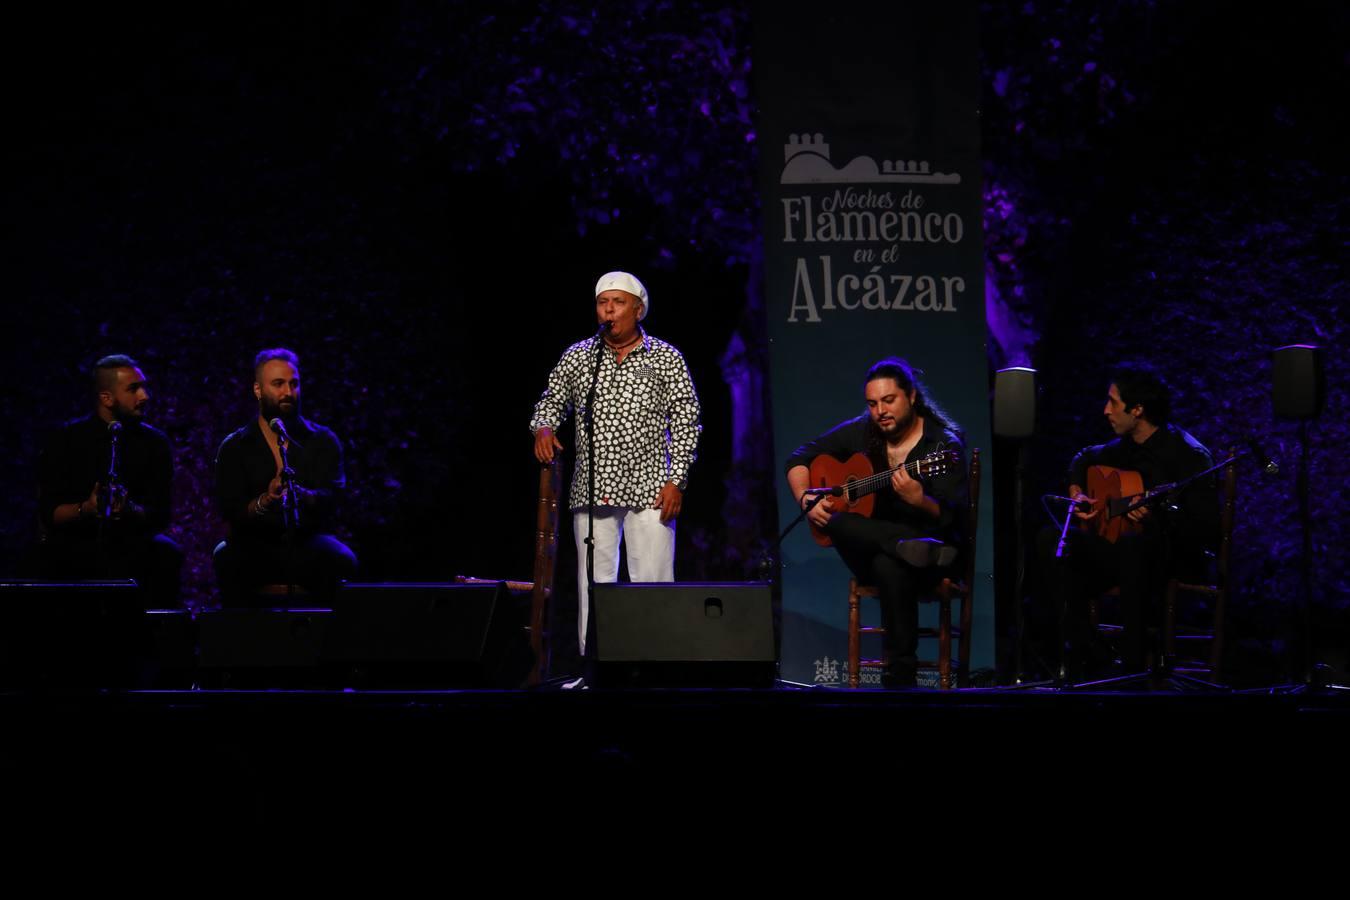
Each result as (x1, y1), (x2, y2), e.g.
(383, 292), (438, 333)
(1106, 482), (1175, 519)
(849, 458), (924, 499)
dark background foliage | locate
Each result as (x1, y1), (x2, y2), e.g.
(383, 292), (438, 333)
(2, 1), (1343, 679)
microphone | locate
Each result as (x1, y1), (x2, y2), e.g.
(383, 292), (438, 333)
(596, 321), (613, 338)
(1246, 439), (1279, 475)
(803, 486), (843, 497)
(108, 421), (122, 436)
(1045, 493), (1093, 512)
(269, 417), (290, 444)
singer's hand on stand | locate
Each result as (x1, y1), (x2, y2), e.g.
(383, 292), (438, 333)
(81, 482), (101, 518)
(258, 475), (287, 513)
(87, 481), (128, 519)
(106, 483), (129, 519)
(534, 427), (564, 464)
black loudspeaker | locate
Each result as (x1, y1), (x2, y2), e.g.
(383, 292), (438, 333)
(144, 609), (197, 689)
(324, 582), (533, 688)
(1272, 344), (1324, 419)
(993, 366), (1037, 439)
(592, 582), (776, 687)
(197, 608), (331, 688)
(0, 579), (149, 688)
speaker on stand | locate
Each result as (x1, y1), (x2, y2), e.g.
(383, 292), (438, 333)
(991, 367), (1051, 686)
(1270, 344), (1334, 691)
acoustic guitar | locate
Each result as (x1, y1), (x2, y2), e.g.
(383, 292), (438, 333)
(1080, 465), (1174, 543)
(806, 448), (961, 547)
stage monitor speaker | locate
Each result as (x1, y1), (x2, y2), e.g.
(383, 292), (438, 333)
(1272, 344), (1324, 419)
(993, 366), (1037, 439)
(592, 582), (776, 687)
(197, 608), (331, 689)
(324, 582), (533, 688)
(145, 609), (197, 689)
(0, 579), (149, 688)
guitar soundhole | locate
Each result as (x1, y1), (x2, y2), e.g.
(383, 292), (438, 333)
(843, 475), (858, 503)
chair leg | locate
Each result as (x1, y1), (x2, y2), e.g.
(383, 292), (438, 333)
(848, 581), (861, 689)
(1164, 578), (1178, 670)
(1210, 583), (1228, 678)
(957, 585), (972, 687)
(939, 589), (952, 690)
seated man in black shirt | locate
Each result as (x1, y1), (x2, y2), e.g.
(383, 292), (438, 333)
(785, 358), (968, 688)
(37, 354), (182, 607)
(213, 348), (357, 605)
(1040, 364), (1219, 678)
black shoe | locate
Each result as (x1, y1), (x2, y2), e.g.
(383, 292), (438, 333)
(895, 538), (957, 568)
(881, 671), (918, 689)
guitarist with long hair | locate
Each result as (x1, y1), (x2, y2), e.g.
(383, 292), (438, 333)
(1043, 363), (1219, 680)
(786, 357), (967, 688)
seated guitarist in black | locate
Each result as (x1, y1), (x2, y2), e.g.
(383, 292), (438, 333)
(785, 357), (967, 688)
(1041, 364), (1219, 680)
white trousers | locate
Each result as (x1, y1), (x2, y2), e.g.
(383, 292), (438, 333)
(573, 507), (676, 655)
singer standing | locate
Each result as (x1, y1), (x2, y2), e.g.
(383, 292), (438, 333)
(37, 354), (182, 607)
(530, 272), (701, 664)
(785, 358), (967, 688)
(213, 348), (356, 606)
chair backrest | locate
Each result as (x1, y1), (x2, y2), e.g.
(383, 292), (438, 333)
(1215, 447), (1239, 586)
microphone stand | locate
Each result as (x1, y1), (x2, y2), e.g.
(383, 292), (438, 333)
(1035, 493), (1084, 686)
(275, 429), (301, 604)
(97, 422), (122, 578)
(755, 486), (840, 586)
(763, 490), (835, 568)
(582, 324), (607, 662)
(754, 490), (835, 688)
(1046, 494), (1080, 684)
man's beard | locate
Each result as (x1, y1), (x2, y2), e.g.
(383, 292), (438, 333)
(113, 401), (145, 422)
(878, 407), (916, 441)
(260, 396), (300, 423)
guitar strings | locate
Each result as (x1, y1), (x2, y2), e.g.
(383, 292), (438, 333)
(842, 451), (956, 500)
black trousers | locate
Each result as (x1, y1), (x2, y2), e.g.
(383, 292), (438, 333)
(824, 512), (944, 687)
(1037, 525), (1174, 676)
(38, 532), (183, 609)
(213, 534), (358, 606)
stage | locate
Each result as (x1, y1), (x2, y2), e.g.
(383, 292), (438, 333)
(3, 4), (1347, 839)
(6, 684), (1346, 830)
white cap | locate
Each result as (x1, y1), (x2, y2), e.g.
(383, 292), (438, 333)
(594, 271), (649, 320)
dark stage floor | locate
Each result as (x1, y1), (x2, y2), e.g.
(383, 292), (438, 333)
(6, 684), (1347, 833)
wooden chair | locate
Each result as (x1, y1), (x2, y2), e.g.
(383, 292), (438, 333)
(1163, 451), (1237, 680)
(456, 460), (560, 686)
(1086, 449), (1237, 684)
(847, 448), (980, 690)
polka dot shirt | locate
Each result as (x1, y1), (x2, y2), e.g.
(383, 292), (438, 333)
(531, 330), (702, 511)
